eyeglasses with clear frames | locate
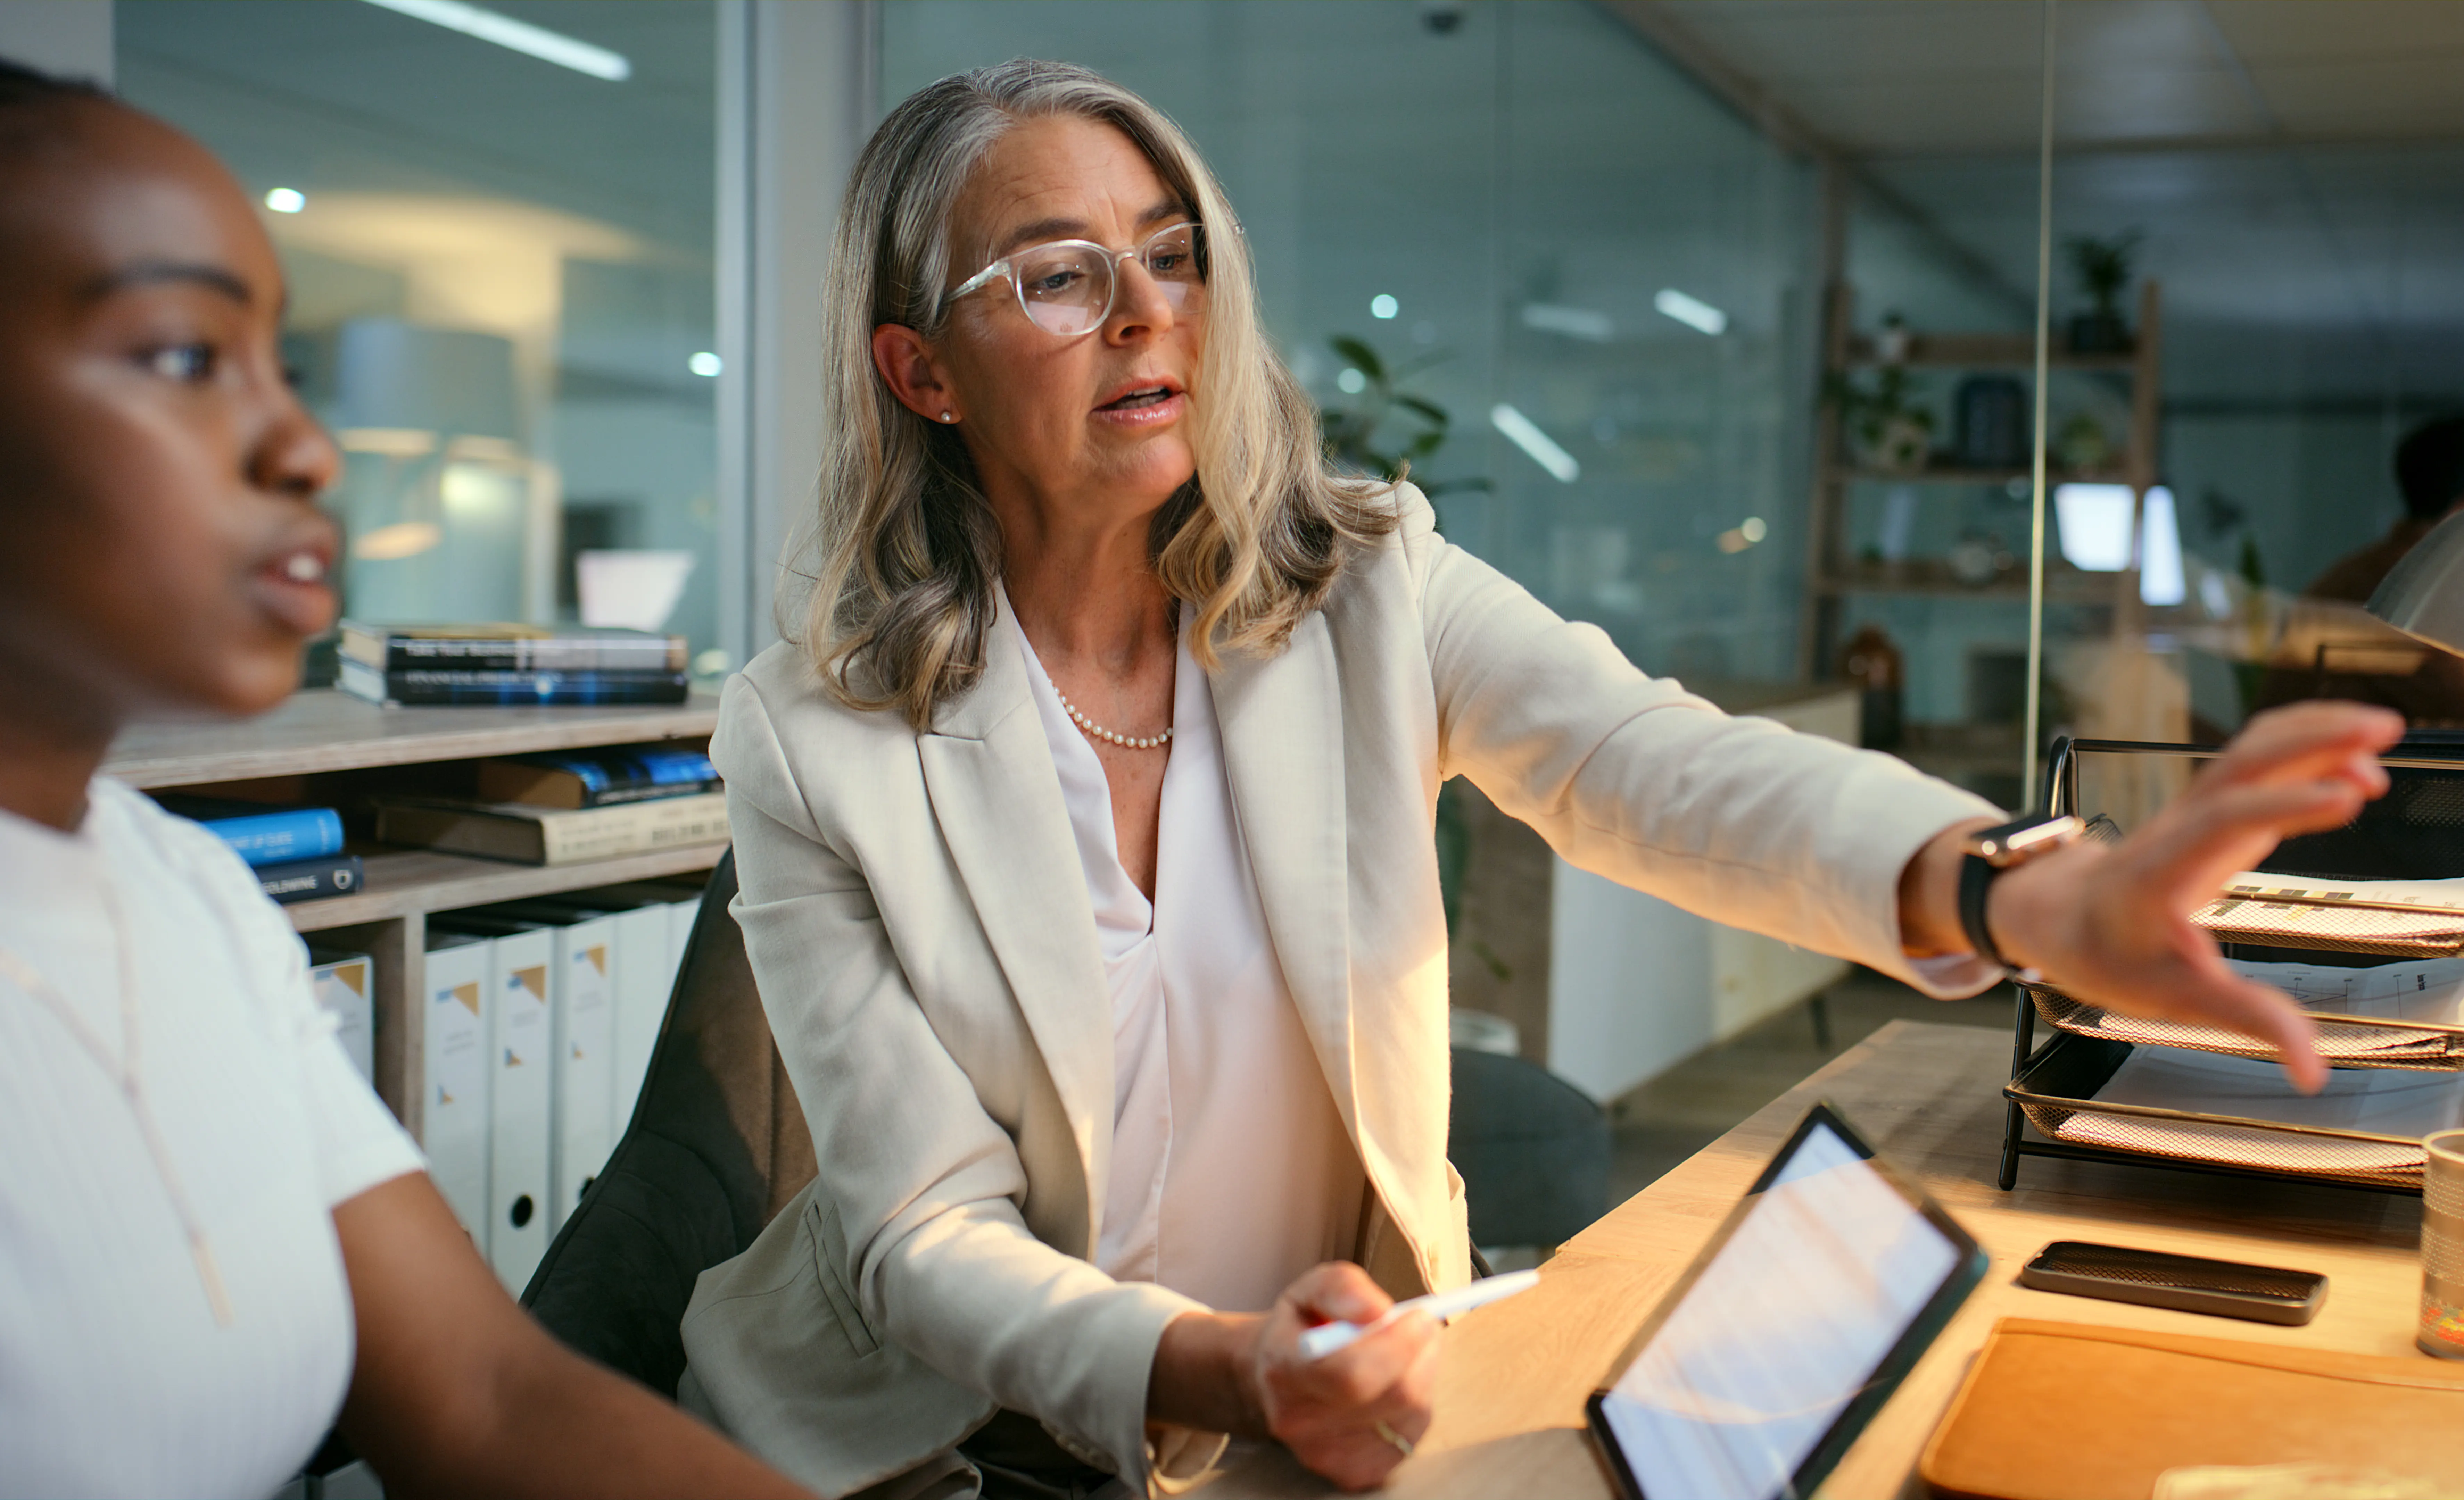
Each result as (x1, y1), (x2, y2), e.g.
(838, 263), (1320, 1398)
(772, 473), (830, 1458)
(944, 220), (1206, 338)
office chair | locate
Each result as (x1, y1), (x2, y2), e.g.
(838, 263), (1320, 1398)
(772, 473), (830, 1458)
(1447, 1047), (1611, 1251)
(520, 850), (817, 1398)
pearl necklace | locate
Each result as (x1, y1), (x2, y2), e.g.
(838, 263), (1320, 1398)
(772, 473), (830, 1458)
(1054, 687), (1173, 750)
(0, 881), (234, 1326)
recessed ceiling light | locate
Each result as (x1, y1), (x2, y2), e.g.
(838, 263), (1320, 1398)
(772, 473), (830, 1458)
(358, 0), (631, 81)
(1489, 403), (1579, 483)
(1654, 288), (1728, 336)
(688, 352), (722, 378)
(1370, 294), (1399, 320)
(263, 187), (306, 214)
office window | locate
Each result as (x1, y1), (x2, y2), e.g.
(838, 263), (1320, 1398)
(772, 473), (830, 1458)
(117, 1), (722, 665)
(883, 0), (1817, 681)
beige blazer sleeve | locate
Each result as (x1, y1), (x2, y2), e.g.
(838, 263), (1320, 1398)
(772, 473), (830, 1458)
(708, 675), (1204, 1485)
(1406, 495), (2002, 993)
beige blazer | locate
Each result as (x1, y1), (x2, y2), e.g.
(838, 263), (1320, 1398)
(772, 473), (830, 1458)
(677, 485), (1996, 1497)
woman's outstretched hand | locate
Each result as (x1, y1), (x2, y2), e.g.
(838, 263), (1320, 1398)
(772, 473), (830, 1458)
(1149, 1262), (1438, 1491)
(1903, 700), (2406, 1092)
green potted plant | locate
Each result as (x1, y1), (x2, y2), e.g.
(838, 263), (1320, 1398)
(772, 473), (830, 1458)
(1317, 334), (1490, 515)
(1826, 366), (1935, 475)
(2065, 230), (2142, 354)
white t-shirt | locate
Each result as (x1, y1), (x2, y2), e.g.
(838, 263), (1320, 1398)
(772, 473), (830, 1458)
(0, 779), (425, 1499)
(1006, 603), (1365, 1314)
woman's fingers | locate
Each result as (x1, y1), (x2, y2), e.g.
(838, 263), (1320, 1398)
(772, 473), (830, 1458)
(2126, 778), (2373, 908)
(2159, 959), (2329, 1093)
(1257, 1262), (1440, 1491)
(2194, 702), (2401, 795)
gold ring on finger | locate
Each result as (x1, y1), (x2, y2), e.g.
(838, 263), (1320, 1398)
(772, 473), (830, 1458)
(1373, 1420), (1415, 1458)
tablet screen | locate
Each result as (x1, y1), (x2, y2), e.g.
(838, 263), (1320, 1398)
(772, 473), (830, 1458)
(1593, 1115), (1970, 1500)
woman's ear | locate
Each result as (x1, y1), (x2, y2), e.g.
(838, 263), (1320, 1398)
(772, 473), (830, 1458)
(870, 323), (961, 425)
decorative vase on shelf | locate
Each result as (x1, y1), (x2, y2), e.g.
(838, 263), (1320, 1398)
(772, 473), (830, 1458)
(1953, 376), (2028, 469)
(1838, 623), (1904, 750)
(1876, 312), (1912, 365)
(1947, 531), (2004, 588)
(1866, 412), (1933, 474)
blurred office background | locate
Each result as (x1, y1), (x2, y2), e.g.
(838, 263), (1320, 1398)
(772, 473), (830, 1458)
(11, 0), (2464, 1159)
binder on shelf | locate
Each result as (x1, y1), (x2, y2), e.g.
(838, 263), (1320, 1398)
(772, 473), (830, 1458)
(471, 900), (619, 1234)
(609, 902), (671, 1134)
(419, 932), (493, 1248)
(306, 948), (374, 1082)
(434, 914), (554, 1292)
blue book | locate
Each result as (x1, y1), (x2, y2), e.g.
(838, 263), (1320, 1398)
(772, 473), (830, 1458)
(156, 796), (346, 868)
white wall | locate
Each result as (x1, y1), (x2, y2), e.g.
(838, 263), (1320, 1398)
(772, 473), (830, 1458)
(0, 0), (109, 80)
(0, 0), (111, 81)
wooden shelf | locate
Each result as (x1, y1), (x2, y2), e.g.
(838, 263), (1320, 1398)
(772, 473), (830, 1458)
(1816, 563), (2116, 603)
(286, 841), (726, 933)
(104, 689), (721, 790)
(1841, 466), (2131, 487)
(1842, 332), (2140, 371)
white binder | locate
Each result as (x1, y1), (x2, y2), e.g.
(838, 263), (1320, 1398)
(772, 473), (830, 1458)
(308, 949), (374, 1082)
(546, 913), (617, 1234)
(419, 933), (492, 1249)
(471, 923), (553, 1293)
(609, 903), (671, 1138)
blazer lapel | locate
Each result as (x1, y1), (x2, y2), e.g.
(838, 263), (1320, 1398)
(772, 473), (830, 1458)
(917, 601), (1114, 1241)
(1209, 611), (1360, 1140)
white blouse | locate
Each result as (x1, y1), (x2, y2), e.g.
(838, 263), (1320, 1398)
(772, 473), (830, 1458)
(1005, 601), (1365, 1314)
(0, 779), (425, 1499)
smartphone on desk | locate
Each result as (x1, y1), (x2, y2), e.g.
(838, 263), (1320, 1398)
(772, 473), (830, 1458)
(2019, 1240), (2326, 1325)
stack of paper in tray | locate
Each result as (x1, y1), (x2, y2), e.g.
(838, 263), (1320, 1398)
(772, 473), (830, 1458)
(2053, 871), (2464, 1177)
(372, 744), (726, 866)
(2060, 953), (2464, 1063)
(2194, 872), (2464, 957)
(2056, 1047), (2464, 1175)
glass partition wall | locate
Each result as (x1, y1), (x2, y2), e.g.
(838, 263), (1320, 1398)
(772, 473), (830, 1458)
(2036, 1), (2464, 827)
(115, 0), (723, 670)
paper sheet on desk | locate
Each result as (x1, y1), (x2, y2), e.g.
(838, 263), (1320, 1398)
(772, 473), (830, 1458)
(2053, 1048), (2464, 1172)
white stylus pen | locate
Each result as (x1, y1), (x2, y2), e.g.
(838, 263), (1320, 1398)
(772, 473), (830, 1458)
(1297, 1267), (1542, 1361)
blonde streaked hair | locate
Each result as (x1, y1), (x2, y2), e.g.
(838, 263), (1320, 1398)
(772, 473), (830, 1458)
(792, 58), (1397, 727)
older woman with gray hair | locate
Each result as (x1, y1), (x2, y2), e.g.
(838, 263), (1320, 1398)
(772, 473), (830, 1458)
(679, 57), (2398, 1500)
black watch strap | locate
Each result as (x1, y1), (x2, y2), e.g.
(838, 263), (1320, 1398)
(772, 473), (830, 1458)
(1957, 813), (2084, 978)
(1958, 851), (2016, 973)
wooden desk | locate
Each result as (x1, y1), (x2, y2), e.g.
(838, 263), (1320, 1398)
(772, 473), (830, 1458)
(1202, 1020), (2427, 1499)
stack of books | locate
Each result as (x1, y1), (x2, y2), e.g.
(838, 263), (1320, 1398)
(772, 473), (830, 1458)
(372, 744), (727, 867)
(155, 794), (364, 905)
(338, 622), (689, 707)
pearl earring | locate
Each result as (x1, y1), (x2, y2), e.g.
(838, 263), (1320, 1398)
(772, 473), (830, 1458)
(940, 411), (957, 423)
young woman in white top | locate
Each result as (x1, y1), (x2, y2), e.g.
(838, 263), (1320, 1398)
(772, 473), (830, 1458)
(678, 59), (2400, 1500)
(0, 63), (807, 1500)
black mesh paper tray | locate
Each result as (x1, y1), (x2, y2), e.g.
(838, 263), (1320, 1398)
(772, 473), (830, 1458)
(2006, 1034), (2431, 1192)
(2023, 983), (2464, 1072)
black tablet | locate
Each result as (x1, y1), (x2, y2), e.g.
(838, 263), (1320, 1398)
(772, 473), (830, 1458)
(1585, 1102), (1986, 1500)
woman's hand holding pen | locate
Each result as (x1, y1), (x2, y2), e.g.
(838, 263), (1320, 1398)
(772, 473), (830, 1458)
(1901, 700), (2406, 1092)
(1151, 1261), (1438, 1490)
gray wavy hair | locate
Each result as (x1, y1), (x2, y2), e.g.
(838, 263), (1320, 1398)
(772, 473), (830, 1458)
(791, 58), (1397, 727)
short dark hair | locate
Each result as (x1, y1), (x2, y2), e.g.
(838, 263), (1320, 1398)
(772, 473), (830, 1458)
(0, 56), (113, 160)
(0, 55), (108, 107)
(2396, 415), (2464, 521)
